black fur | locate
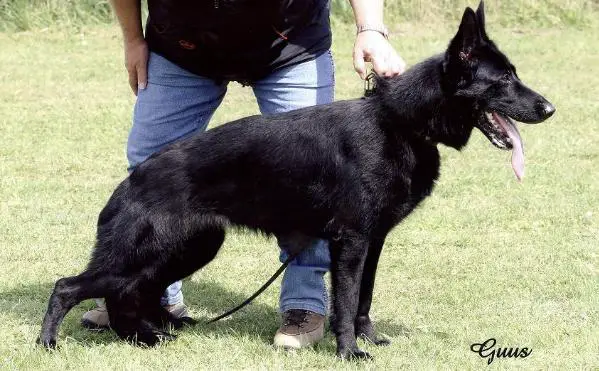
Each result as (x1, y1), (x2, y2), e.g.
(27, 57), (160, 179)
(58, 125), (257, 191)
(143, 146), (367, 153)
(39, 2), (554, 359)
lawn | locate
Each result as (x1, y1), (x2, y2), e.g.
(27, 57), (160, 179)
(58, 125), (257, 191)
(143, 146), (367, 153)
(0, 16), (598, 370)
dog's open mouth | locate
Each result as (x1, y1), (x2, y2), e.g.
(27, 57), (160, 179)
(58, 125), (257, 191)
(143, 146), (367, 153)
(477, 111), (525, 181)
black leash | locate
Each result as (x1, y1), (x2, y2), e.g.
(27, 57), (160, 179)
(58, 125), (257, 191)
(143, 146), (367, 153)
(207, 253), (298, 323)
(364, 70), (378, 97)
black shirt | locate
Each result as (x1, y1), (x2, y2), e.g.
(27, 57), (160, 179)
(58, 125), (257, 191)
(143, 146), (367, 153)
(145, 0), (332, 83)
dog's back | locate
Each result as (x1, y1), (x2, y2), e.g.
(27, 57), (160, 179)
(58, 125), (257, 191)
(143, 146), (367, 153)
(115, 97), (432, 239)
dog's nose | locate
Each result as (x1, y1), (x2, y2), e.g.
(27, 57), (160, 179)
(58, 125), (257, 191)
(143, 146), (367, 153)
(538, 101), (555, 119)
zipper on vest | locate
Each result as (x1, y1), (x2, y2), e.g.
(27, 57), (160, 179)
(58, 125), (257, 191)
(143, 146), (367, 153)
(214, 0), (219, 9)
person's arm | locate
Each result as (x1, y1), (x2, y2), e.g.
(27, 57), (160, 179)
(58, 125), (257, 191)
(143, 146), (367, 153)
(349, 0), (406, 79)
(110, 0), (148, 95)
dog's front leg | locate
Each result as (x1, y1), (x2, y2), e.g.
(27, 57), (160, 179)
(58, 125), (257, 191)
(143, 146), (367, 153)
(354, 237), (390, 346)
(330, 232), (371, 359)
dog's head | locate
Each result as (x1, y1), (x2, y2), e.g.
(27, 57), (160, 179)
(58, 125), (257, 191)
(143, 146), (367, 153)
(442, 1), (555, 180)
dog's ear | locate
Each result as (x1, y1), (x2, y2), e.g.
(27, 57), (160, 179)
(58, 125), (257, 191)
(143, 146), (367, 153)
(476, 1), (490, 40)
(443, 7), (483, 89)
(449, 7), (482, 62)
(476, 1), (485, 25)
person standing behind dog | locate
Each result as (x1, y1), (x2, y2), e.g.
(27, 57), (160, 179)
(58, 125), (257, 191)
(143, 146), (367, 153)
(82, 0), (405, 349)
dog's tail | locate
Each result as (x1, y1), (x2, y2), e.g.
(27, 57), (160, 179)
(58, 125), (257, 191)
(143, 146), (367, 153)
(206, 253), (298, 323)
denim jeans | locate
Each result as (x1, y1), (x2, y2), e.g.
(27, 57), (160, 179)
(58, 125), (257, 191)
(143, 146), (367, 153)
(127, 52), (334, 315)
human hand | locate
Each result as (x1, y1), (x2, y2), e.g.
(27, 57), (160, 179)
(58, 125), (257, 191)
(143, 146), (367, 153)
(353, 31), (406, 79)
(124, 38), (149, 95)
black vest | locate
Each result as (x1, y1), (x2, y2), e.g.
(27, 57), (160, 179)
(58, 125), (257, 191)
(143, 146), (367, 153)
(145, 0), (331, 83)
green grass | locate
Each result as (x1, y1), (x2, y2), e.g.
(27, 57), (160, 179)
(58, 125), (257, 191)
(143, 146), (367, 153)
(0, 0), (112, 31)
(331, 0), (598, 27)
(1, 16), (599, 371)
(1, 0), (597, 31)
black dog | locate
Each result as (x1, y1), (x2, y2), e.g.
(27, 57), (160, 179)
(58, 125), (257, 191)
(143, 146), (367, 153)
(39, 2), (554, 359)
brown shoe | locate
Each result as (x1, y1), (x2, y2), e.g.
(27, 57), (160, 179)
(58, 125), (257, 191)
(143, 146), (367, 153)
(163, 301), (189, 319)
(273, 309), (325, 349)
(81, 302), (109, 330)
(81, 301), (190, 330)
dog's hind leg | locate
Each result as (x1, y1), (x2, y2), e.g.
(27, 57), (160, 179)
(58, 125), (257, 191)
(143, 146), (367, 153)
(176, 226), (225, 275)
(354, 237), (390, 346)
(107, 293), (178, 346)
(38, 271), (115, 348)
(159, 226), (225, 327)
(134, 286), (196, 333)
(111, 225), (225, 342)
(147, 305), (196, 330)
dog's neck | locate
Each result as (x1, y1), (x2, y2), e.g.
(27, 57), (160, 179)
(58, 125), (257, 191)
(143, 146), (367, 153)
(373, 54), (471, 149)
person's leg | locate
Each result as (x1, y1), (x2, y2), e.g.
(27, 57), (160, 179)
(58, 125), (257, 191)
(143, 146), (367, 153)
(252, 50), (335, 348)
(129, 53), (227, 307)
(82, 52), (227, 328)
(127, 53), (227, 170)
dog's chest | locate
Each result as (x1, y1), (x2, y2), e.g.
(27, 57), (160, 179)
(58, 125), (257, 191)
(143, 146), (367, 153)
(410, 145), (440, 198)
(385, 144), (440, 224)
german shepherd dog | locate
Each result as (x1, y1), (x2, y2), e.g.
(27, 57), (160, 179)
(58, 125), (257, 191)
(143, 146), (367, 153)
(39, 2), (554, 358)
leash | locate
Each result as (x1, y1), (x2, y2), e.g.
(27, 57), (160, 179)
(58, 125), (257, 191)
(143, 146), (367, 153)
(364, 70), (378, 97)
(206, 252), (299, 323)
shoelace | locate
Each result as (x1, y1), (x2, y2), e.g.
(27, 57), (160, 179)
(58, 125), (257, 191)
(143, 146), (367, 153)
(283, 310), (310, 328)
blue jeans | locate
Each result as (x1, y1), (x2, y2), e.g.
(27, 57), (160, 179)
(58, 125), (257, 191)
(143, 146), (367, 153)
(128, 52), (334, 315)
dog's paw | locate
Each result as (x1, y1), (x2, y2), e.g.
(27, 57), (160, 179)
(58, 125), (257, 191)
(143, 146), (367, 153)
(358, 333), (391, 346)
(36, 335), (57, 350)
(171, 316), (197, 329)
(155, 330), (177, 342)
(373, 337), (391, 346)
(132, 329), (176, 346)
(354, 316), (390, 346)
(337, 347), (373, 360)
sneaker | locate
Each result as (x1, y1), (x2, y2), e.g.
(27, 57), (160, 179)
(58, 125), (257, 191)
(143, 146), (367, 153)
(81, 301), (189, 330)
(163, 301), (189, 319)
(273, 309), (325, 349)
(81, 302), (109, 330)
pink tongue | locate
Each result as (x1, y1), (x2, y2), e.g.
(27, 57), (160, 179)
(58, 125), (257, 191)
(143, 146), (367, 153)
(492, 112), (524, 181)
